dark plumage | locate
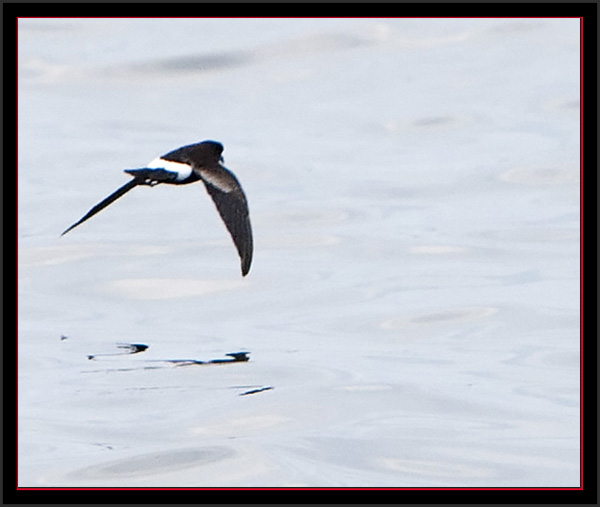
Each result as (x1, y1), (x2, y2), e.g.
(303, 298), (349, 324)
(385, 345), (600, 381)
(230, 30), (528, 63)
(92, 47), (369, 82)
(61, 140), (253, 276)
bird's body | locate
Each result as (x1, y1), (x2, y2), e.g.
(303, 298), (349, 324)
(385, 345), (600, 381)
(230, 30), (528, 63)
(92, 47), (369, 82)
(62, 140), (253, 276)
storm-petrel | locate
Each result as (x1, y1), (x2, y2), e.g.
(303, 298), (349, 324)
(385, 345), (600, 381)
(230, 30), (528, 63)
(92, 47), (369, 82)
(61, 140), (253, 276)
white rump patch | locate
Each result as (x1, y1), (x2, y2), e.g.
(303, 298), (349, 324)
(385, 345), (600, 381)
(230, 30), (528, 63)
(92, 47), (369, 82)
(147, 157), (193, 182)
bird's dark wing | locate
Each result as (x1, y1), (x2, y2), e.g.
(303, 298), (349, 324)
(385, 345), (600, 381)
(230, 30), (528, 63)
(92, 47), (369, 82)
(61, 168), (179, 237)
(61, 178), (141, 236)
(198, 166), (253, 276)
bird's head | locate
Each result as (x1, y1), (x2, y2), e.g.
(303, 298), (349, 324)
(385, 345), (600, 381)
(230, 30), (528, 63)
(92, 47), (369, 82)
(197, 140), (225, 164)
(162, 140), (224, 167)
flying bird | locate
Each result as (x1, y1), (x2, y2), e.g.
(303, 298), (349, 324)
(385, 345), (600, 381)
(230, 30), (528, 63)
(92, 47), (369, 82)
(61, 140), (253, 276)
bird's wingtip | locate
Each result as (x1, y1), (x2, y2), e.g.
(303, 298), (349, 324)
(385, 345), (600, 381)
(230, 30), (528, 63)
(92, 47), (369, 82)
(61, 224), (76, 237)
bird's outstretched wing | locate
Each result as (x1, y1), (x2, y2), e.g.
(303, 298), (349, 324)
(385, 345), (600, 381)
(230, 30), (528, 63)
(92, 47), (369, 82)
(61, 168), (178, 236)
(61, 178), (141, 236)
(198, 167), (253, 276)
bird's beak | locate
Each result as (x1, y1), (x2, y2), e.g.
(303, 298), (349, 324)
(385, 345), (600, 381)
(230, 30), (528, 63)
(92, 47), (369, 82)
(220, 156), (225, 163)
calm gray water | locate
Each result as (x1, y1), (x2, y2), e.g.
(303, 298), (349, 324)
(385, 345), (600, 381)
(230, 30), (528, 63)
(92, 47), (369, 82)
(18, 18), (580, 487)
